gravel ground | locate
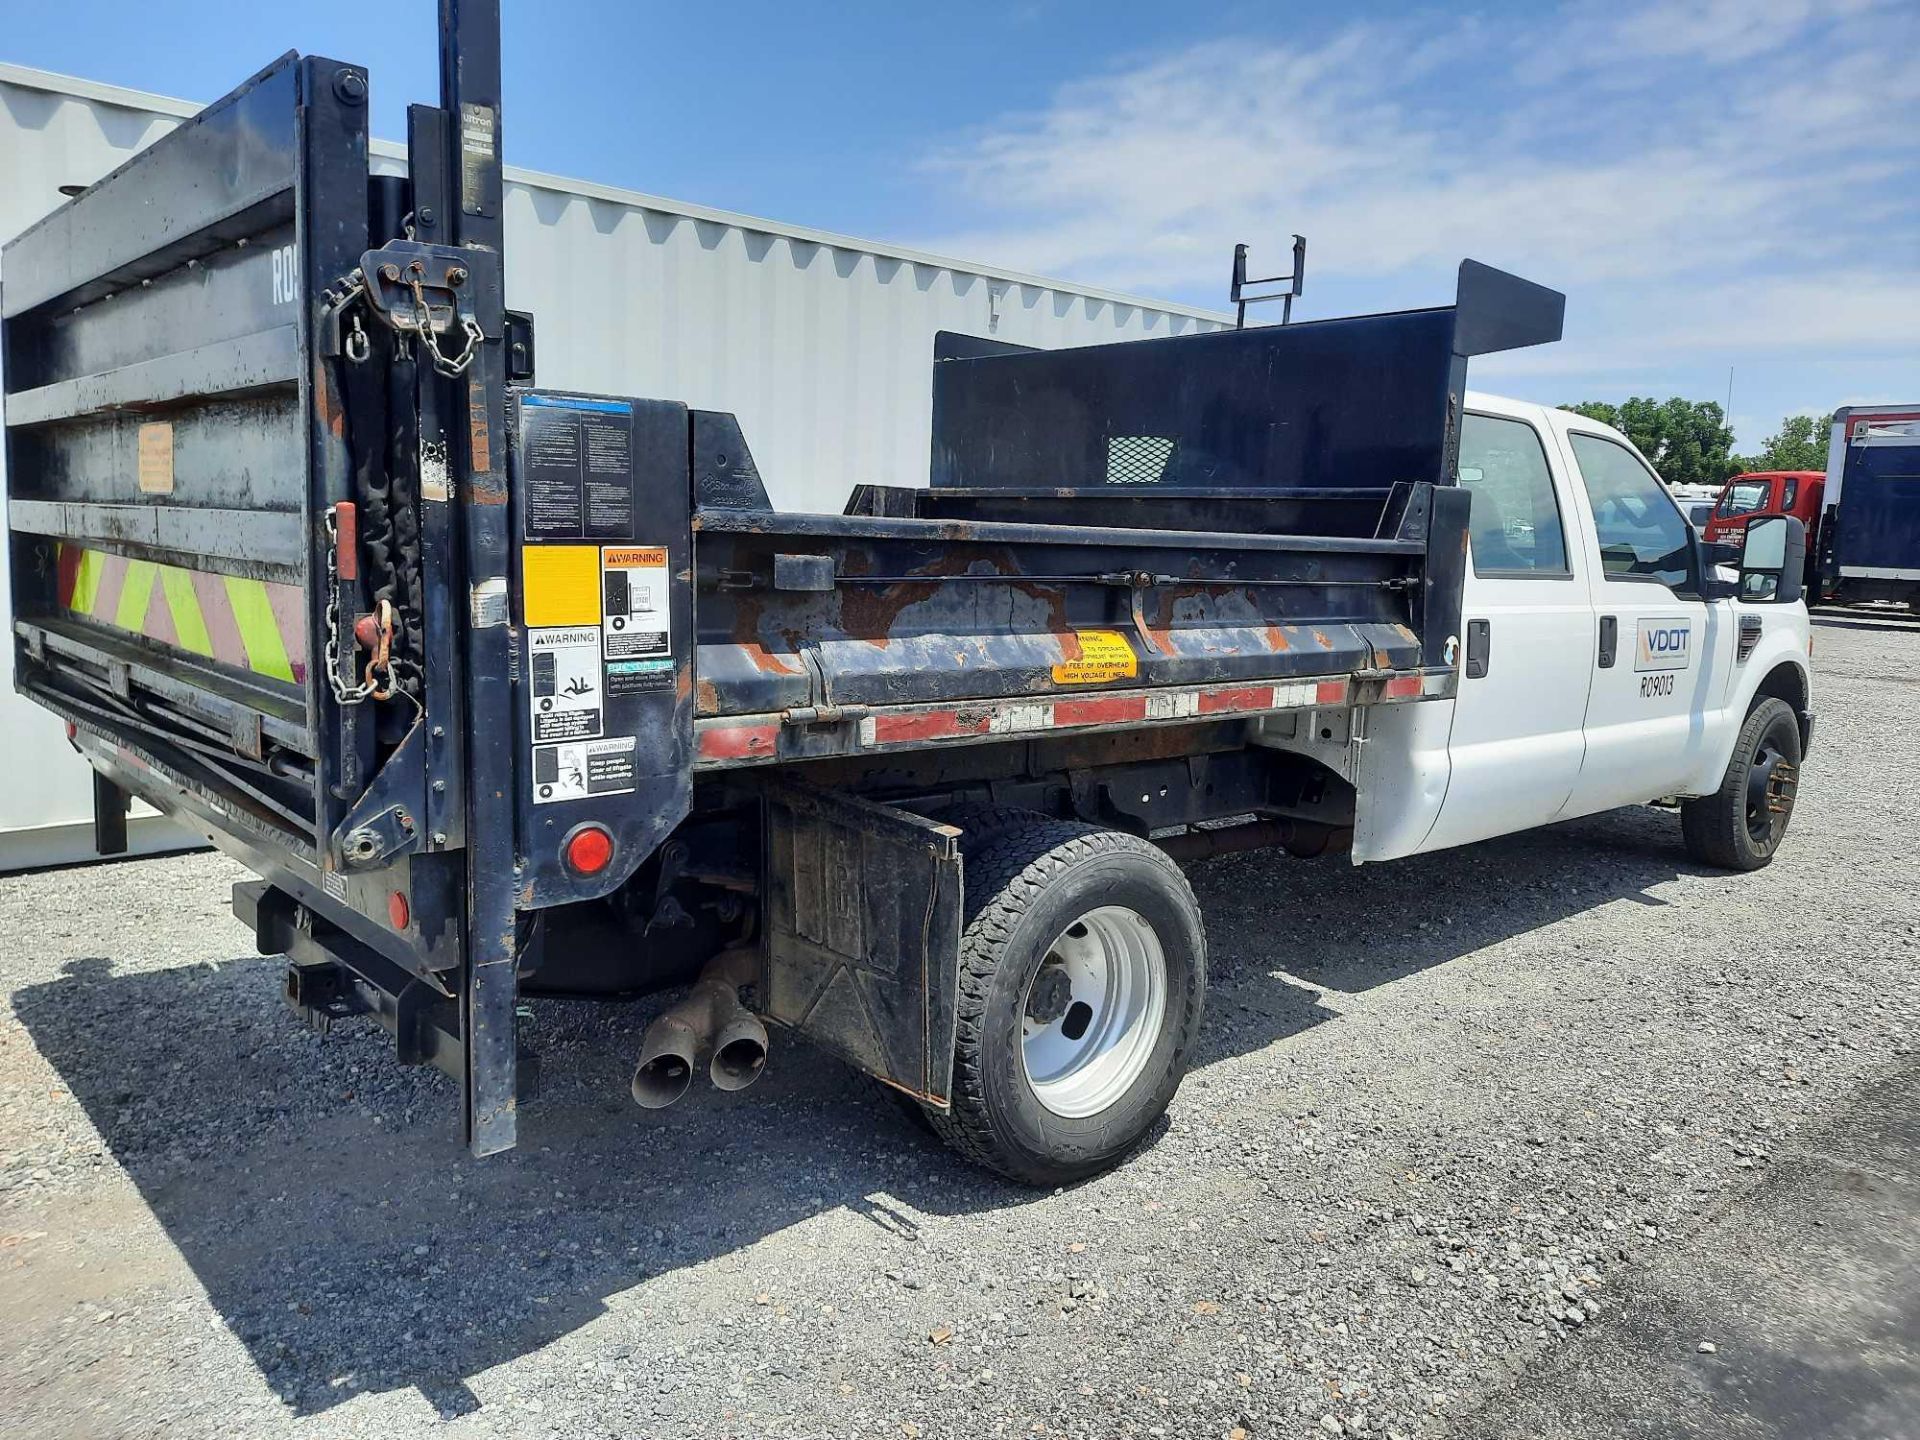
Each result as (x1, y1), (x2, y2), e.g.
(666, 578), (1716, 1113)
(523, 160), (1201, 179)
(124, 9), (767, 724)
(1, 610), (1915, 1440)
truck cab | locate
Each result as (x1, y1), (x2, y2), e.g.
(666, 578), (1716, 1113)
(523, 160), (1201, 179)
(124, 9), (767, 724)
(1366, 394), (1814, 863)
(1703, 470), (1824, 590)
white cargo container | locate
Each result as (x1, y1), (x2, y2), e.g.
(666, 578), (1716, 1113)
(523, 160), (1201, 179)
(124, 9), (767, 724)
(0, 61), (1229, 870)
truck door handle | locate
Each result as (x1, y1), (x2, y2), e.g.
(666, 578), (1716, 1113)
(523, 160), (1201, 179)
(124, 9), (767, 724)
(1465, 619), (1490, 679)
(1598, 615), (1618, 669)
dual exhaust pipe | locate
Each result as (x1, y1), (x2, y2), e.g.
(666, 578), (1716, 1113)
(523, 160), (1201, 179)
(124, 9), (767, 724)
(631, 947), (769, 1109)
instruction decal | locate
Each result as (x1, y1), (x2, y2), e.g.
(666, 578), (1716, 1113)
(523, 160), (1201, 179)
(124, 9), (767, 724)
(1051, 629), (1139, 685)
(528, 626), (603, 743)
(601, 546), (672, 661)
(521, 394), (636, 540)
(607, 657), (676, 696)
(532, 735), (637, 805)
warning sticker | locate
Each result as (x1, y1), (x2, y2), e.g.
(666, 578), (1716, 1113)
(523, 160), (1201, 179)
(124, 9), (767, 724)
(1052, 629), (1139, 685)
(602, 546), (671, 660)
(522, 545), (602, 627)
(608, 657), (676, 696)
(531, 735), (637, 805)
(137, 422), (174, 495)
(528, 626), (603, 743)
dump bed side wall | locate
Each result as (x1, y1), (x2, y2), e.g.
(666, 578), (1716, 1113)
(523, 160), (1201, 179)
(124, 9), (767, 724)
(931, 307), (1461, 494)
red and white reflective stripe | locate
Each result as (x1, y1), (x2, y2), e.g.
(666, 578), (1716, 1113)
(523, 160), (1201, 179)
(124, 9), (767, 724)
(694, 670), (1446, 765)
(696, 717), (781, 762)
(859, 677), (1351, 748)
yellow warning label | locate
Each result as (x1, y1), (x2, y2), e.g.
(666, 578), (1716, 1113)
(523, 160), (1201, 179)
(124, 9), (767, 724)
(522, 545), (602, 627)
(1052, 629), (1138, 685)
(603, 546), (669, 569)
(137, 422), (174, 495)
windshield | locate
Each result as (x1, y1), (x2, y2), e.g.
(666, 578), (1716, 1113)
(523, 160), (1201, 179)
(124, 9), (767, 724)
(1716, 479), (1771, 517)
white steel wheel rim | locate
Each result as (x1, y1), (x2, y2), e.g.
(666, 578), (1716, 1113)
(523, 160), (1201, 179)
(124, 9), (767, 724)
(1020, 905), (1168, 1119)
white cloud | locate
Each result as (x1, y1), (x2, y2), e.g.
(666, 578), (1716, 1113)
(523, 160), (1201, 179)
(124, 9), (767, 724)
(911, 0), (1920, 370)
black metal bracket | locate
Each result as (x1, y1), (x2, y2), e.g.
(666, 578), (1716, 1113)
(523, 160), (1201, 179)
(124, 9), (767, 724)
(360, 241), (474, 336)
(91, 771), (129, 856)
(329, 716), (428, 868)
(1231, 234), (1306, 328)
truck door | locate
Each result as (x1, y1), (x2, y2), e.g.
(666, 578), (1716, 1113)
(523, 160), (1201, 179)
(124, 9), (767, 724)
(1423, 409), (1593, 851)
(1556, 425), (1720, 815)
(1704, 474), (1775, 545)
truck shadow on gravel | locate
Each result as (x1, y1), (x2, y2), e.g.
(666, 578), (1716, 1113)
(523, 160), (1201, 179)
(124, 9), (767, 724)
(12, 804), (1711, 1419)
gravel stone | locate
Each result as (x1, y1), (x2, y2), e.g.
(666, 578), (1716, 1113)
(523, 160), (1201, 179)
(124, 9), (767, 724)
(0, 614), (1913, 1439)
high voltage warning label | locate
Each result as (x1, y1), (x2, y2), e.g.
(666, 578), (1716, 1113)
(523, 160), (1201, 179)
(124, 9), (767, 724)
(1052, 629), (1138, 685)
(528, 626), (602, 742)
(602, 546), (671, 660)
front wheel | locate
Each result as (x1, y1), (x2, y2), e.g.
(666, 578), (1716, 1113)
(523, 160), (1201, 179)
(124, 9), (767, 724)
(924, 817), (1207, 1187)
(1680, 696), (1802, 870)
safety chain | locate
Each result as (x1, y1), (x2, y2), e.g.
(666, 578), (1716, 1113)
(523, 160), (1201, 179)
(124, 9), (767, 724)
(406, 270), (484, 376)
(322, 506), (397, 705)
(320, 263), (482, 376)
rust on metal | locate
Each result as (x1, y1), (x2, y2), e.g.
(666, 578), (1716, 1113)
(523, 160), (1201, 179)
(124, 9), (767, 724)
(837, 549), (1016, 649)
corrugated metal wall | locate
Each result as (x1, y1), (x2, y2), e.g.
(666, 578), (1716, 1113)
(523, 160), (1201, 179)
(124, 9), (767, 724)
(0, 61), (1229, 868)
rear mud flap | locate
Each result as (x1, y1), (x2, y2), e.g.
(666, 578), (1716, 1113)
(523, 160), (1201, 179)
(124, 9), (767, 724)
(762, 784), (962, 1105)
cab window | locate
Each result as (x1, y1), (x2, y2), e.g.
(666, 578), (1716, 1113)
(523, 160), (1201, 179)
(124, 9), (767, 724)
(1781, 477), (1799, 509)
(1716, 479), (1771, 517)
(1568, 433), (1697, 591)
(1457, 413), (1569, 575)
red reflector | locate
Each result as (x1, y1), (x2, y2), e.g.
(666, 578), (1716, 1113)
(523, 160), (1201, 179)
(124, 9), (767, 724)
(388, 891), (411, 930)
(334, 501), (359, 582)
(65, 721), (78, 742)
(565, 824), (615, 876)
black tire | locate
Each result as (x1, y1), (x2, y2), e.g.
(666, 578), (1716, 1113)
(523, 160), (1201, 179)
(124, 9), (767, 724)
(1680, 696), (1802, 871)
(923, 817), (1207, 1187)
(935, 801), (1055, 839)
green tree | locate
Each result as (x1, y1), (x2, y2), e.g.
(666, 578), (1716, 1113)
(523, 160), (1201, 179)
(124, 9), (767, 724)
(1733, 412), (1833, 473)
(1557, 396), (1738, 487)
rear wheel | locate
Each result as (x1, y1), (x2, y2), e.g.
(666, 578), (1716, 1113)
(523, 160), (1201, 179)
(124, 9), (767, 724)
(1680, 696), (1802, 870)
(923, 816), (1207, 1186)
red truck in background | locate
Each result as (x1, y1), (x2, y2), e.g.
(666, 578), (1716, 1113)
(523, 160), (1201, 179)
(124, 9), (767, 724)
(1703, 470), (1825, 590)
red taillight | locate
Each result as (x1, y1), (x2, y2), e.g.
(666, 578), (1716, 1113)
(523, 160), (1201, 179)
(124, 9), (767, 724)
(388, 891), (411, 930)
(64, 721), (78, 742)
(564, 824), (615, 876)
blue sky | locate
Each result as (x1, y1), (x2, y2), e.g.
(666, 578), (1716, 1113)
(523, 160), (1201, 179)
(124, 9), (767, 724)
(6, 0), (1916, 449)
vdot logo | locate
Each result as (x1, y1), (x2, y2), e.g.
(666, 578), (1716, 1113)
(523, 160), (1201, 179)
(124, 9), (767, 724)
(1635, 618), (1692, 672)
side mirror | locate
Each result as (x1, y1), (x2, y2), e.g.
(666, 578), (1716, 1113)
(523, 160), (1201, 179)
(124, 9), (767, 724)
(1738, 515), (1805, 604)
